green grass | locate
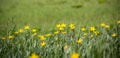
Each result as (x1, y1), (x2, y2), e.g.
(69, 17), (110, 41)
(0, 0), (120, 34)
(0, 0), (120, 57)
(0, 22), (120, 58)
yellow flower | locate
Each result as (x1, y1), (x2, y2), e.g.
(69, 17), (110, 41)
(117, 20), (120, 24)
(93, 31), (100, 35)
(24, 25), (30, 30)
(1, 37), (6, 40)
(61, 23), (66, 28)
(19, 29), (24, 33)
(38, 36), (46, 40)
(69, 24), (75, 30)
(32, 29), (37, 33)
(40, 41), (46, 47)
(77, 39), (83, 44)
(55, 37), (58, 41)
(71, 53), (79, 58)
(112, 33), (117, 37)
(90, 27), (96, 31)
(62, 31), (67, 34)
(14, 31), (19, 34)
(32, 33), (37, 36)
(100, 23), (106, 27)
(29, 53), (39, 58)
(59, 27), (64, 31)
(56, 24), (61, 28)
(8, 35), (13, 39)
(90, 35), (94, 38)
(45, 34), (52, 37)
(105, 25), (110, 29)
(64, 45), (68, 49)
(81, 27), (86, 31)
(54, 31), (59, 34)
(83, 33), (87, 36)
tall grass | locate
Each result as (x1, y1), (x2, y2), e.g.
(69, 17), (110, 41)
(0, 20), (120, 58)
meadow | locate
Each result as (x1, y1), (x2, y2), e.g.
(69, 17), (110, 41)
(0, 0), (120, 58)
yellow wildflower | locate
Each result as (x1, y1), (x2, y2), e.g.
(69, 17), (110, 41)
(14, 31), (19, 35)
(45, 33), (52, 37)
(90, 27), (96, 31)
(40, 41), (46, 47)
(56, 24), (61, 28)
(61, 23), (66, 28)
(8, 35), (13, 39)
(19, 29), (24, 33)
(24, 25), (30, 30)
(62, 31), (67, 34)
(69, 24), (75, 30)
(81, 27), (86, 31)
(71, 53), (79, 58)
(90, 35), (94, 38)
(38, 36), (46, 40)
(77, 39), (83, 44)
(55, 37), (58, 41)
(64, 45), (68, 49)
(83, 33), (87, 36)
(32, 33), (37, 37)
(112, 33), (117, 37)
(29, 53), (39, 58)
(59, 27), (64, 31)
(93, 31), (100, 35)
(32, 29), (37, 33)
(54, 31), (59, 34)
(117, 20), (120, 24)
(100, 23), (106, 27)
(1, 37), (6, 40)
(105, 25), (110, 29)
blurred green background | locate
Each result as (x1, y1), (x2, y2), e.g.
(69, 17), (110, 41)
(0, 0), (120, 34)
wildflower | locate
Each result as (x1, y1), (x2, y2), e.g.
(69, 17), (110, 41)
(38, 36), (46, 40)
(45, 33), (52, 37)
(55, 37), (58, 41)
(32, 33), (37, 36)
(59, 27), (64, 31)
(29, 53), (39, 58)
(24, 25), (30, 30)
(69, 24), (75, 30)
(83, 33), (87, 36)
(40, 41), (46, 47)
(56, 24), (61, 28)
(100, 23), (106, 27)
(54, 31), (59, 34)
(32, 29), (37, 33)
(117, 20), (120, 24)
(77, 39), (83, 44)
(8, 35), (13, 39)
(93, 31), (100, 35)
(64, 45), (68, 49)
(81, 27), (86, 31)
(90, 27), (96, 31)
(1, 37), (5, 40)
(61, 23), (66, 28)
(14, 31), (19, 35)
(19, 29), (24, 33)
(62, 31), (67, 34)
(90, 35), (94, 38)
(71, 53), (79, 58)
(105, 25), (110, 29)
(112, 33), (117, 37)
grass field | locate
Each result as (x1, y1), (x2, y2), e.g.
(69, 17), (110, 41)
(0, 0), (120, 34)
(0, 0), (120, 58)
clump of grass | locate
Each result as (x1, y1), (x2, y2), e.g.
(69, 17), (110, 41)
(71, 4), (83, 8)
